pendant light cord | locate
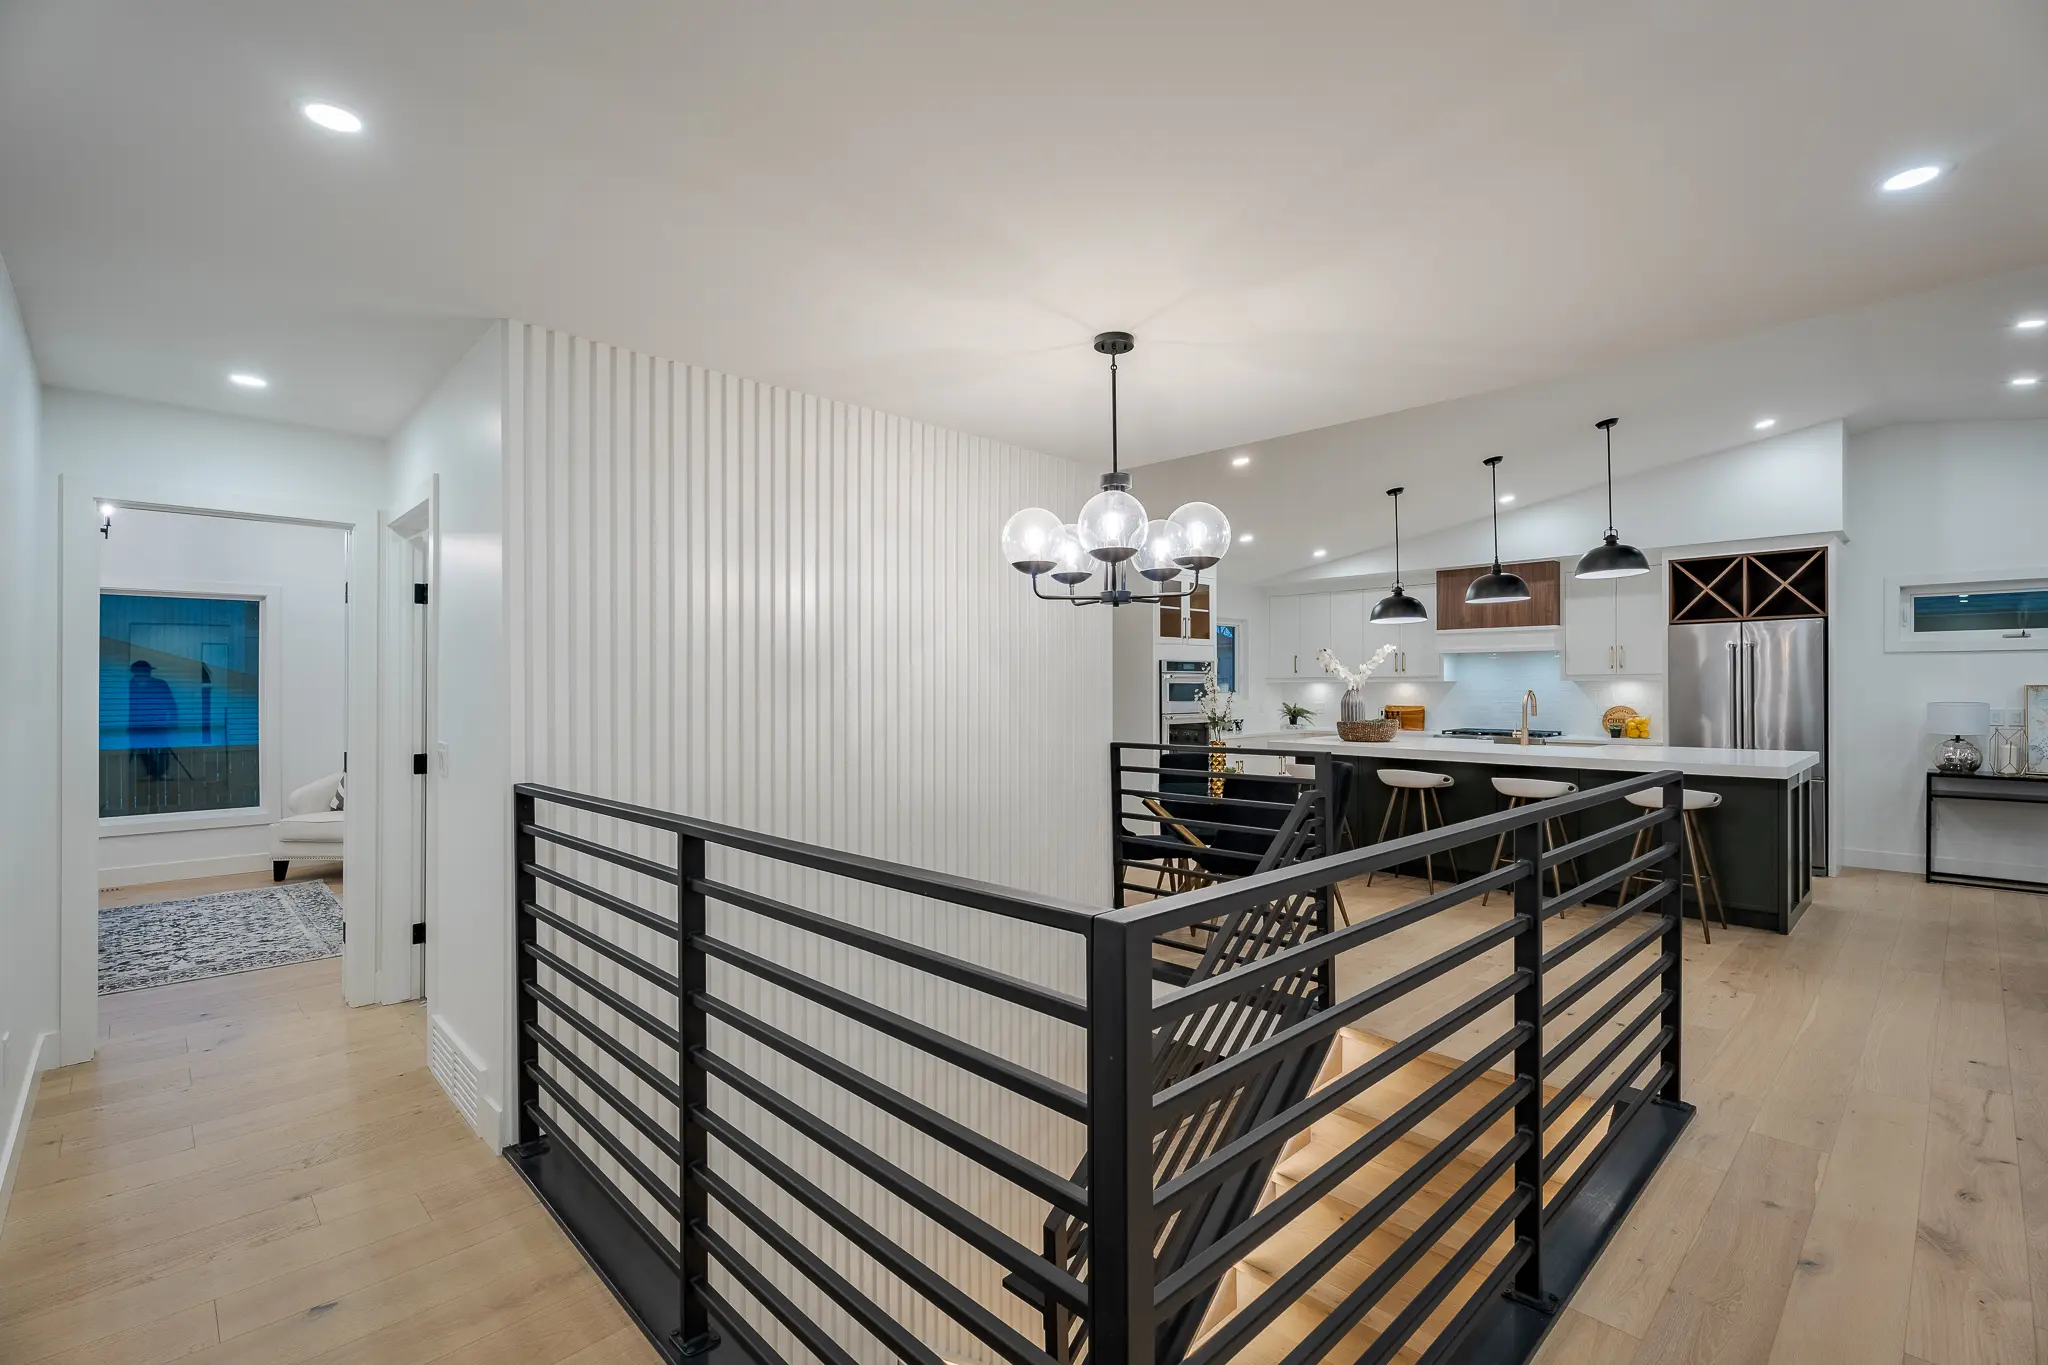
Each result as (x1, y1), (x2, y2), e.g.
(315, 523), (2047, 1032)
(1109, 353), (1119, 475)
(1489, 461), (1504, 571)
(1389, 488), (1404, 590)
(1604, 421), (1616, 538)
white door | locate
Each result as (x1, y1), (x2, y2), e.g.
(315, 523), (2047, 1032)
(1563, 573), (1618, 677)
(1613, 569), (1666, 675)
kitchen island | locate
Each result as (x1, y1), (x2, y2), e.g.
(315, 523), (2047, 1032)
(1229, 730), (1821, 932)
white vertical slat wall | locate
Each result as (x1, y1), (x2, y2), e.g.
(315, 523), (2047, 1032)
(503, 322), (1110, 1362)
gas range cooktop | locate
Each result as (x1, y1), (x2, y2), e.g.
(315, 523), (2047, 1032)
(1438, 727), (1563, 738)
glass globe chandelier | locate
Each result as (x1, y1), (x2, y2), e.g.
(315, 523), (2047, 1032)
(1001, 332), (1232, 605)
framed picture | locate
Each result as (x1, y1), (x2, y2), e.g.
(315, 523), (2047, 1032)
(2028, 684), (2048, 775)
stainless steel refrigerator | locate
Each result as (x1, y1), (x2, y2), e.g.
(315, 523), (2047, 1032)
(1667, 618), (1828, 872)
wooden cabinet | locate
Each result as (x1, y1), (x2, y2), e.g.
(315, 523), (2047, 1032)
(1432, 560), (1562, 632)
(1565, 568), (1666, 677)
(1669, 548), (1827, 622)
(1158, 582), (1215, 641)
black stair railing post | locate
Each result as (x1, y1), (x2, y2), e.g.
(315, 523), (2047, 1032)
(1086, 911), (1156, 1365)
(1657, 774), (1686, 1103)
(1315, 754), (1338, 1008)
(1509, 810), (1551, 1309)
(676, 828), (718, 1357)
(1111, 743), (1126, 910)
(514, 789), (541, 1149)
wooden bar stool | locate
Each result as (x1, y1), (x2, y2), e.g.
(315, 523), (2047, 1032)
(1368, 769), (1457, 892)
(1619, 786), (1728, 941)
(1481, 777), (1580, 905)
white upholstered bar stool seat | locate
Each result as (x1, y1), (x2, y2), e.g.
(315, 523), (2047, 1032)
(1621, 786), (1727, 941)
(1378, 769), (1453, 789)
(1369, 770), (1458, 891)
(1482, 777), (1580, 904)
(1493, 776), (1576, 801)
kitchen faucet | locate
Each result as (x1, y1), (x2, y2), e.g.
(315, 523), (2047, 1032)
(1517, 690), (1539, 746)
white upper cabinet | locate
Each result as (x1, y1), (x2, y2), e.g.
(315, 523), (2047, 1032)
(1613, 568), (1666, 675)
(1391, 582), (1443, 678)
(1267, 594), (1301, 677)
(1295, 594), (1332, 677)
(1565, 563), (1666, 676)
(1328, 591), (1366, 674)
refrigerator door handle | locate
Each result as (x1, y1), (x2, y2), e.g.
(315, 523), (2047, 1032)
(1747, 639), (1760, 749)
(1727, 640), (1742, 748)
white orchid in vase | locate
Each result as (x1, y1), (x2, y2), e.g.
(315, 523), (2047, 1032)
(1317, 643), (1399, 723)
(1194, 675), (1241, 738)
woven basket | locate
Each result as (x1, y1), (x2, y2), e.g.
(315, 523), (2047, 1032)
(1336, 718), (1398, 743)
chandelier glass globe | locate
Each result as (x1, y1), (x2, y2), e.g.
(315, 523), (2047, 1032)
(1076, 487), (1147, 562)
(1168, 502), (1232, 569)
(1047, 524), (1095, 585)
(1000, 506), (1062, 574)
(1134, 519), (1187, 582)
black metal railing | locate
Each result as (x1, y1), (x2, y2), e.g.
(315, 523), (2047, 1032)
(508, 764), (1689, 1365)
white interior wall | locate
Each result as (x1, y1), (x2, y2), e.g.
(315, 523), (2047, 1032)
(97, 509), (349, 886)
(1838, 419), (2048, 881)
(492, 321), (1107, 1362)
(0, 249), (58, 1228)
(45, 388), (395, 1043)
(384, 324), (507, 1042)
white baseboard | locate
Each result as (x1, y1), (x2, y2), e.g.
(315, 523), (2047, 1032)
(98, 852), (286, 889)
(1842, 845), (2048, 884)
(0, 1031), (52, 1235)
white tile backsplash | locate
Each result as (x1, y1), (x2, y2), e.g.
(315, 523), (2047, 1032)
(1271, 651), (1665, 737)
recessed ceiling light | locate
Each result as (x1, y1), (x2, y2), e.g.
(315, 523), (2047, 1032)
(1230, 454), (1251, 467)
(2017, 318), (2048, 331)
(1238, 533), (1254, 543)
(1497, 494), (1515, 505)
(1312, 548), (1327, 558)
(2012, 374), (2041, 388)
(1754, 417), (1777, 430)
(1880, 165), (1942, 192)
(302, 102), (363, 134)
(228, 372), (268, 389)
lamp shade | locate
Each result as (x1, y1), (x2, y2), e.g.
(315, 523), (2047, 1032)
(1924, 701), (1990, 736)
(1370, 588), (1428, 623)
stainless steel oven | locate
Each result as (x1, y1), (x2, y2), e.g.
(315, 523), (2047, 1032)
(1159, 659), (1211, 717)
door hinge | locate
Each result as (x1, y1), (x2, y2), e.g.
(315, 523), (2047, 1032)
(413, 752), (428, 775)
(411, 921), (427, 945)
(414, 582), (429, 605)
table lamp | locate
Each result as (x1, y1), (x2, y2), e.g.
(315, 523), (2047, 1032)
(1925, 701), (1991, 774)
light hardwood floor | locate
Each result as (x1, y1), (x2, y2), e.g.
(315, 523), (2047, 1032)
(0, 872), (656, 1365)
(11, 867), (2041, 1364)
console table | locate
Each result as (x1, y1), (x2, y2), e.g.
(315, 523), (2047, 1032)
(1926, 770), (2048, 894)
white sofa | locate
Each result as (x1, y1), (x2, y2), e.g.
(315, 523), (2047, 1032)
(271, 771), (345, 880)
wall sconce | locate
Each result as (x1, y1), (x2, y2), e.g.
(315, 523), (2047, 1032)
(98, 503), (115, 537)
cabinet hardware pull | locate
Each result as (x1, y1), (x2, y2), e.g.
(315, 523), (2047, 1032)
(1608, 645), (1614, 670)
(1620, 644), (1626, 669)
(2005, 631), (2032, 639)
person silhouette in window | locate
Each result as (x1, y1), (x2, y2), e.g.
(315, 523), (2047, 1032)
(129, 659), (177, 781)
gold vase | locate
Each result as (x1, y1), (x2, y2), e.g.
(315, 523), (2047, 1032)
(1209, 739), (1227, 797)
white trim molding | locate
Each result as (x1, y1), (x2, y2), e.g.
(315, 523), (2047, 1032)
(0, 1030), (52, 1233)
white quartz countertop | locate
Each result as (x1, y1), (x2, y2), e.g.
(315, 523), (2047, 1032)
(1226, 729), (1819, 781)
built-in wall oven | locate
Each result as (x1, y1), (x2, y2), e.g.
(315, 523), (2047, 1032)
(1159, 659), (1212, 742)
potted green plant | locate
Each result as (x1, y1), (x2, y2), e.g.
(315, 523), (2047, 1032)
(1280, 701), (1317, 729)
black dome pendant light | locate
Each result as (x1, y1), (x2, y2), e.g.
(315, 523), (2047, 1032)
(1575, 417), (1651, 579)
(1465, 456), (1530, 604)
(1370, 486), (1428, 623)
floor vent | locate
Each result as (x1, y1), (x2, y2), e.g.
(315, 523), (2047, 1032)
(428, 1014), (486, 1134)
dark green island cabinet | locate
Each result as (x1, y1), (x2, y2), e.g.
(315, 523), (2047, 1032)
(1235, 733), (1820, 934)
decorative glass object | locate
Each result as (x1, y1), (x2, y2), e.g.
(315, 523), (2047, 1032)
(1935, 735), (1984, 774)
(1992, 725), (2027, 777)
(1047, 525), (1094, 585)
(1134, 519), (1187, 582)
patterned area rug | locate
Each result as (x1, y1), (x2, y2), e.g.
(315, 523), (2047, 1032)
(99, 881), (345, 994)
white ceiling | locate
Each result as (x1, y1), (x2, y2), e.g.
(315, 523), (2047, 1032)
(1, 1), (2045, 447)
(1132, 260), (2048, 584)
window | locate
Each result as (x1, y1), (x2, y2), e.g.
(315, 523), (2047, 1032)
(1215, 622), (1239, 692)
(1888, 571), (2048, 653)
(1911, 589), (2048, 634)
(100, 594), (262, 817)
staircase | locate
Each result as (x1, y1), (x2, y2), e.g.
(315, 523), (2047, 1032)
(1187, 1026), (1601, 1365)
